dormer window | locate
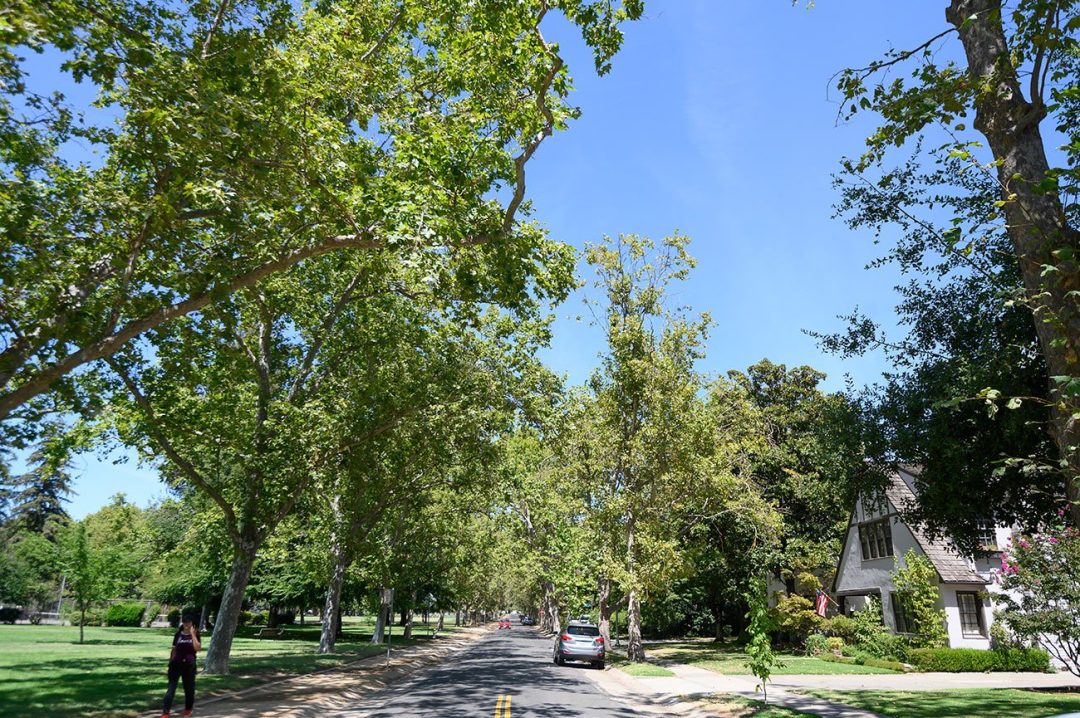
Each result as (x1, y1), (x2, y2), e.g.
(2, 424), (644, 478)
(858, 518), (894, 560)
(976, 520), (998, 551)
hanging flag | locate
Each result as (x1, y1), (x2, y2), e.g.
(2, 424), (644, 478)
(815, 589), (829, 618)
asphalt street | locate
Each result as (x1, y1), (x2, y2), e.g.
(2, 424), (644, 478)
(333, 627), (649, 718)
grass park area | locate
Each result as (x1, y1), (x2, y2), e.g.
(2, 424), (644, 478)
(607, 652), (675, 677)
(806, 689), (1080, 718)
(645, 639), (899, 676)
(696, 695), (812, 717)
(0, 615), (460, 718)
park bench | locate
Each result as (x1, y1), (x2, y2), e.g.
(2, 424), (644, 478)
(255, 627), (284, 638)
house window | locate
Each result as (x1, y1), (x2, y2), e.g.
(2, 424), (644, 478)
(890, 592), (914, 634)
(858, 519), (894, 560)
(976, 520), (998, 551)
(957, 592), (985, 637)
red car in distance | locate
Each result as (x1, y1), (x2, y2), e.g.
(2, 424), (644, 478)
(498, 618), (512, 629)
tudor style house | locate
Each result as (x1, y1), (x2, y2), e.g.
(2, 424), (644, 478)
(832, 465), (1012, 649)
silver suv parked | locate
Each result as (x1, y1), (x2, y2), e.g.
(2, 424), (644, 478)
(552, 620), (605, 668)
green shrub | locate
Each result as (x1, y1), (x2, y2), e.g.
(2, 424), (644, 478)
(773, 594), (825, 646)
(827, 637), (844, 654)
(238, 610), (253, 626)
(167, 608), (181, 627)
(850, 597), (908, 660)
(0, 607), (20, 623)
(825, 615), (857, 641)
(821, 652), (858, 665)
(250, 611), (267, 626)
(863, 656), (906, 671)
(908, 647), (1050, 672)
(277, 609), (296, 625)
(891, 550), (948, 648)
(64, 605), (103, 626)
(104, 602), (146, 627)
(823, 649), (904, 671)
(805, 633), (829, 656)
(796, 571), (822, 596)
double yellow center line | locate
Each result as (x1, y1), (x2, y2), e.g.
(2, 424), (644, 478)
(494, 693), (512, 717)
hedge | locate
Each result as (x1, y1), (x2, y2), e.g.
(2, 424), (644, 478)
(907, 647), (1050, 673)
(104, 602), (146, 627)
(0, 607), (20, 624)
(821, 652), (906, 672)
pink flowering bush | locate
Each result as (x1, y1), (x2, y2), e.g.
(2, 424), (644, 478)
(997, 517), (1080, 677)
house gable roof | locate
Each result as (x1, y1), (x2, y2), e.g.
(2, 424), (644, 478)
(884, 467), (988, 585)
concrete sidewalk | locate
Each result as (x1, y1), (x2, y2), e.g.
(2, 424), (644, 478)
(771, 670), (1080, 692)
(587, 662), (885, 718)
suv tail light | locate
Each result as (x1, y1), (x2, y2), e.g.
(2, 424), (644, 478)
(595, 636), (605, 645)
(560, 634), (572, 641)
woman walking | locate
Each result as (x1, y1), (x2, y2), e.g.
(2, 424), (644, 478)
(160, 616), (201, 717)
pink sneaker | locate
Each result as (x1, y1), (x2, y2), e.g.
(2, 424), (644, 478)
(182, 712), (192, 717)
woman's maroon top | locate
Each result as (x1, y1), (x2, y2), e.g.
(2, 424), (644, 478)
(170, 629), (198, 664)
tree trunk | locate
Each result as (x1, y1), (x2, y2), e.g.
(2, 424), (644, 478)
(79, 606), (85, 644)
(403, 590), (416, 639)
(437, 611), (444, 632)
(318, 531), (351, 654)
(625, 511), (645, 662)
(203, 543), (257, 674)
(597, 576), (612, 646)
(454, 609), (460, 626)
(198, 602), (210, 632)
(299, 604), (305, 626)
(370, 588), (390, 644)
(626, 589), (645, 662)
(268, 604), (279, 629)
(948, 0), (1080, 526)
(541, 581), (560, 634)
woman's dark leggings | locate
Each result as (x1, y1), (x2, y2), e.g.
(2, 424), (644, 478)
(162, 660), (196, 713)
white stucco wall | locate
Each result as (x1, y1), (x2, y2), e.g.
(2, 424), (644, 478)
(833, 496), (1019, 648)
(941, 584), (993, 648)
(834, 494), (924, 635)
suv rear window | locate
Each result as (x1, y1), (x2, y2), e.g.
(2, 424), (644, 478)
(567, 625), (600, 636)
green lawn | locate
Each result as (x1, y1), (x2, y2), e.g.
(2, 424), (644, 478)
(607, 653), (675, 677)
(0, 616), (460, 718)
(646, 640), (899, 675)
(696, 694), (816, 717)
(806, 689), (1080, 718)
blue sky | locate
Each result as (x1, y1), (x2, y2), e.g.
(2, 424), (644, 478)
(44, 1), (957, 518)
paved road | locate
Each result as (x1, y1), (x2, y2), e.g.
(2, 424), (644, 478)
(333, 627), (647, 718)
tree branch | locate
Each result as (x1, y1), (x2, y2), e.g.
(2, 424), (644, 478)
(105, 357), (240, 537)
(287, 267), (368, 404)
(502, 3), (563, 233)
(0, 228), (396, 419)
(201, 0), (231, 60)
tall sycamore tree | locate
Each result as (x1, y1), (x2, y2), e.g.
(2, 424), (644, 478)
(832, 0), (1080, 524)
(584, 234), (711, 662)
(0, 0), (642, 433)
